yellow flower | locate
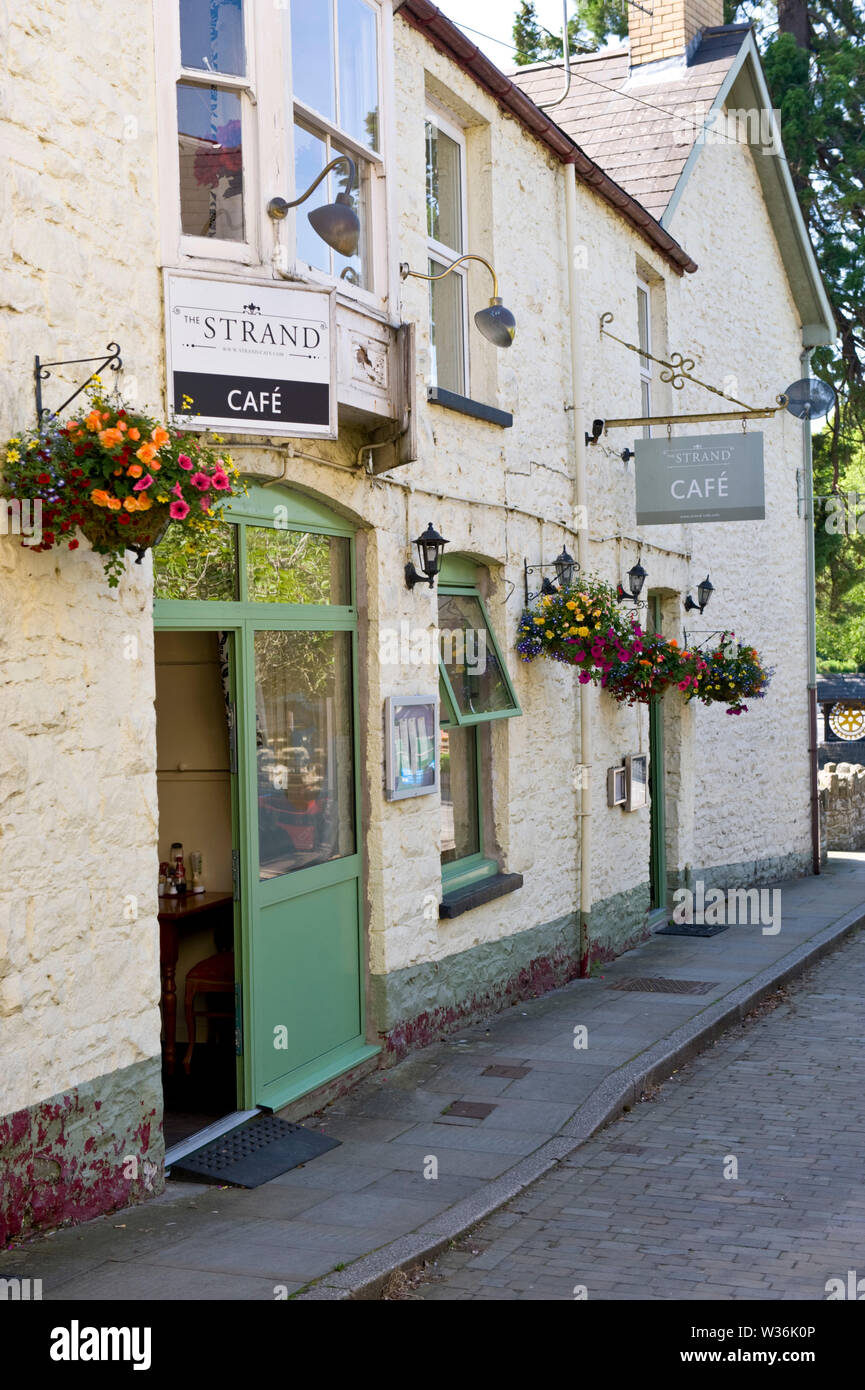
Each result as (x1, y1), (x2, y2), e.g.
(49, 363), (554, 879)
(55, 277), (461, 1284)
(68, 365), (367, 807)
(8, 437), (20, 445)
(566, 600), (576, 610)
(533, 616), (545, 626)
(6, 448), (20, 463)
(545, 630), (554, 639)
(27, 441), (38, 451)
(577, 626), (590, 637)
(156, 494), (169, 504)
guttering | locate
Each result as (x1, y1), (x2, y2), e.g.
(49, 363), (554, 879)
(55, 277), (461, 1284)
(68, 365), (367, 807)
(565, 161), (592, 975)
(396, 0), (698, 277)
(801, 346), (822, 875)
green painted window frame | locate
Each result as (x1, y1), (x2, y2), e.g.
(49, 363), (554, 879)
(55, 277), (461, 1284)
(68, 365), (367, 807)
(438, 569), (521, 892)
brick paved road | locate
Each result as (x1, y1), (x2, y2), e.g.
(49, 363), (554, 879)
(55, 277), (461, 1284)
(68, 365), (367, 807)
(412, 930), (865, 1301)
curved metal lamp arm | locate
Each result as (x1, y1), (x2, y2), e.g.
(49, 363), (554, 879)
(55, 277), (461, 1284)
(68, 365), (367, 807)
(268, 154), (356, 220)
(400, 253), (499, 301)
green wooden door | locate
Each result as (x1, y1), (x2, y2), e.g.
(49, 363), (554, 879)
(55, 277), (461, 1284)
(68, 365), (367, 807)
(648, 595), (667, 918)
(154, 485), (378, 1112)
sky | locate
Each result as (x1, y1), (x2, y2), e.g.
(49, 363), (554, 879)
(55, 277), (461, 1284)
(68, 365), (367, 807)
(434, 1), (574, 68)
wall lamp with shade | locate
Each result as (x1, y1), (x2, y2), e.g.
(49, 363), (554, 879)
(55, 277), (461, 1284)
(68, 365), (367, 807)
(684, 575), (714, 614)
(399, 255), (516, 348)
(523, 547), (579, 603)
(268, 154), (360, 257)
(617, 561), (647, 605)
(405, 522), (449, 591)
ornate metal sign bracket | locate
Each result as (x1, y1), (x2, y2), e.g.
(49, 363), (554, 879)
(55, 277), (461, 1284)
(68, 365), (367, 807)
(34, 342), (122, 422)
(594, 314), (786, 434)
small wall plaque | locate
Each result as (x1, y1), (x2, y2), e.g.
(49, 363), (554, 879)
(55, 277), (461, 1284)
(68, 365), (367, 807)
(385, 696), (439, 800)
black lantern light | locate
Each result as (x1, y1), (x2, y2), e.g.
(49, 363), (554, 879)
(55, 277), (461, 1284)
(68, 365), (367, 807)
(553, 546), (576, 590)
(617, 561), (647, 604)
(268, 154), (360, 257)
(405, 522), (449, 590)
(684, 574), (714, 614)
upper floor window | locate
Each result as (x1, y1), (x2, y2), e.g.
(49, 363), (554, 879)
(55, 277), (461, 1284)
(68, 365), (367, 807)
(177, 0), (249, 245)
(637, 279), (652, 438)
(160, 0), (387, 296)
(426, 111), (468, 395)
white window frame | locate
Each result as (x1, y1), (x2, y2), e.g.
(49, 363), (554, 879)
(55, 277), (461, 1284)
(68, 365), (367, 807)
(153, 0), (390, 312)
(637, 278), (652, 439)
(287, 0), (386, 304)
(425, 105), (469, 396)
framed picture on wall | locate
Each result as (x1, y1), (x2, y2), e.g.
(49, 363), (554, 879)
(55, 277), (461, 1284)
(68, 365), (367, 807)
(384, 696), (439, 800)
(625, 753), (649, 811)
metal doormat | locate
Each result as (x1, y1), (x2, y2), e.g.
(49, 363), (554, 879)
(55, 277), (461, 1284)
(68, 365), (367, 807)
(656, 920), (730, 938)
(169, 1113), (341, 1188)
(609, 976), (718, 995)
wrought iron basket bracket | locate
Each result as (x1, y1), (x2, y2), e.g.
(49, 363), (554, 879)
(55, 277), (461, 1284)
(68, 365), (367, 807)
(523, 558), (581, 606)
(34, 342), (122, 423)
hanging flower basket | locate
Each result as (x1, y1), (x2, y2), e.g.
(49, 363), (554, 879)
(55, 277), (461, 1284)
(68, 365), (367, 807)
(517, 583), (769, 716)
(688, 632), (773, 715)
(1, 387), (245, 587)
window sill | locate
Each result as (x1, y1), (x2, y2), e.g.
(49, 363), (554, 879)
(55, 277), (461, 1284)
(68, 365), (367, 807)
(439, 871), (524, 919)
(427, 387), (513, 429)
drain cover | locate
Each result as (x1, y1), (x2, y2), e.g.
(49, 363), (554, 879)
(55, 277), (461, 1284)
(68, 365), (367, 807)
(441, 1100), (498, 1120)
(169, 1113), (340, 1187)
(609, 976), (718, 995)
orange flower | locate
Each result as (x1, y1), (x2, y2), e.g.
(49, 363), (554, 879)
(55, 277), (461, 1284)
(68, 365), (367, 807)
(136, 494), (153, 511)
(98, 427), (124, 448)
(150, 460), (161, 471)
(127, 463), (143, 478)
(90, 489), (110, 507)
(123, 496), (138, 512)
(85, 410), (101, 431)
(106, 497), (122, 511)
(151, 427), (169, 447)
(113, 467), (122, 476)
(136, 443), (158, 464)
(117, 420), (127, 432)
(127, 427), (140, 441)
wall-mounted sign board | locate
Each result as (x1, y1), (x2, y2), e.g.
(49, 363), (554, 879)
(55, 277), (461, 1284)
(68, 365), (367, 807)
(635, 432), (765, 525)
(384, 696), (439, 801)
(164, 272), (336, 437)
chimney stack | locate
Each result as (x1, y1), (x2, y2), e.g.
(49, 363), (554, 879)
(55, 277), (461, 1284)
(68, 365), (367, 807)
(629, 0), (725, 68)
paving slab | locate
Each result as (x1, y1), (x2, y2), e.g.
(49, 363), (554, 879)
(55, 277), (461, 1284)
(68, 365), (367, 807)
(6, 853), (865, 1301)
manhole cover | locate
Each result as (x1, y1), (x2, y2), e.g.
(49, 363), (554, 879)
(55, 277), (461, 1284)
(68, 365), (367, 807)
(441, 1100), (498, 1119)
(609, 976), (718, 995)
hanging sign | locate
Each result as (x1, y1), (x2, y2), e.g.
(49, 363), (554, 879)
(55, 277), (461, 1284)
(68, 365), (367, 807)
(635, 432), (765, 525)
(164, 273), (336, 437)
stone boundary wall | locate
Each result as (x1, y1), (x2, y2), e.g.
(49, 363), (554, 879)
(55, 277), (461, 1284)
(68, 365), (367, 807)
(818, 762), (865, 852)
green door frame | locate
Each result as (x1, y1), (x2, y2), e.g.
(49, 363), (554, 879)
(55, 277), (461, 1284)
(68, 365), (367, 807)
(648, 594), (667, 923)
(153, 485), (378, 1109)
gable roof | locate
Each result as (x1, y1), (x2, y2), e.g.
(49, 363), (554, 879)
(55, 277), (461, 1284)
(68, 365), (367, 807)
(514, 26), (834, 345)
(394, 0), (697, 274)
(514, 27), (748, 222)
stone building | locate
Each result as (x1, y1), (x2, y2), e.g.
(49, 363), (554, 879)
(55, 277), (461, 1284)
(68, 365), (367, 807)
(0, 0), (832, 1243)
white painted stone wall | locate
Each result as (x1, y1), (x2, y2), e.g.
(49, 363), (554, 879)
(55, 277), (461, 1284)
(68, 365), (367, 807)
(0, 0), (817, 1132)
(0, 0), (164, 1119)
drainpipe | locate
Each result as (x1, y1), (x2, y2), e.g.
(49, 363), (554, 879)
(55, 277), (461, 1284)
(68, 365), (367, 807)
(565, 159), (592, 973)
(540, 0), (572, 110)
(801, 346), (822, 874)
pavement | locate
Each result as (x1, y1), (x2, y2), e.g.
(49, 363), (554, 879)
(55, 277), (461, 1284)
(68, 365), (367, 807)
(4, 852), (865, 1302)
(411, 921), (865, 1300)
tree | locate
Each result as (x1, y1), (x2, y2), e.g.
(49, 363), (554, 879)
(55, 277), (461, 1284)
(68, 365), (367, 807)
(512, 1), (548, 64)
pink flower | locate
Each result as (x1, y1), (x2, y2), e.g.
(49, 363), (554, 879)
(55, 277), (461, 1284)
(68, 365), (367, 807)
(578, 671), (591, 684)
(171, 482), (184, 498)
(169, 500), (190, 521)
(177, 453), (193, 470)
(677, 680), (690, 691)
(573, 650), (586, 662)
(211, 470), (231, 491)
(132, 474), (154, 492)
(190, 472), (211, 490)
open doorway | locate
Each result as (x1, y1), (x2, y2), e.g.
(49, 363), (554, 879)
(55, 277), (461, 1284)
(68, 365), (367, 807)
(154, 629), (239, 1150)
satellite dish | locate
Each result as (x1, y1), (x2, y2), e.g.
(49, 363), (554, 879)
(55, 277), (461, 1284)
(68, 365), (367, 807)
(783, 377), (836, 420)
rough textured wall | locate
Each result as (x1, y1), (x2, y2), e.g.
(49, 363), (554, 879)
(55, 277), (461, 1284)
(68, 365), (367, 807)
(819, 762), (865, 852)
(667, 133), (811, 882)
(0, 0), (165, 1214)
